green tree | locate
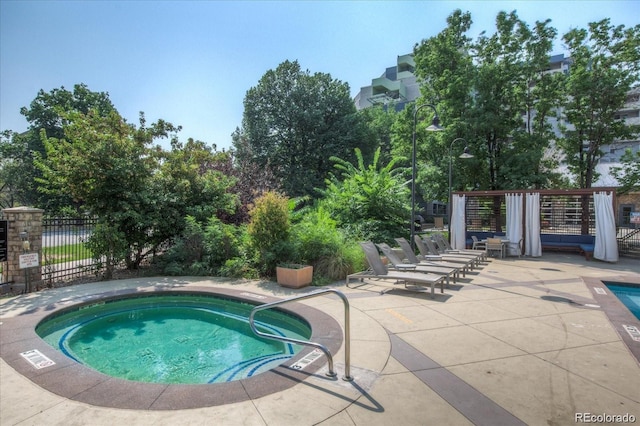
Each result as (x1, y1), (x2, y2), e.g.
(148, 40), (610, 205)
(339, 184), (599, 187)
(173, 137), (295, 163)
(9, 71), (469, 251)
(37, 109), (151, 276)
(319, 148), (410, 244)
(558, 19), (640, 189)
(611, 148), (640, 194)
(410, 10), (479, 202)
(37, 108), (236, 277)
(356, 104), (398, 166)
(0, 130), (30, 208)
(470, 11), (559, 191)
(235, 60), (367, 198)
(154, 137), (237, 227)
(411, 10), (561, 202)
(1, 84), (117, 211)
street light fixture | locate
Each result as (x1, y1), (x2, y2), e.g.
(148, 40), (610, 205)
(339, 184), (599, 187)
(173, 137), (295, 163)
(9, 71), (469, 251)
(20, 230), (30, 252)
(448, 138), (474, 240)
(410, 103), (443, 249)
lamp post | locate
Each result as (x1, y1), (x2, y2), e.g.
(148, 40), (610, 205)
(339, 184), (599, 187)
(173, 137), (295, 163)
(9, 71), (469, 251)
(410, 104), (443, 249)
(448, 138), (474, 241)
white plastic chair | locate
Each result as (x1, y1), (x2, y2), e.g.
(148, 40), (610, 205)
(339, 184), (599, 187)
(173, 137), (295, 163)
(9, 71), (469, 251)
(471, 235), (486, 250)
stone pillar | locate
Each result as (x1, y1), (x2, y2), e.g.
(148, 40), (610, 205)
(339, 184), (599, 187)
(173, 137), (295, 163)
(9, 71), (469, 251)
(2, 207), (44, 293)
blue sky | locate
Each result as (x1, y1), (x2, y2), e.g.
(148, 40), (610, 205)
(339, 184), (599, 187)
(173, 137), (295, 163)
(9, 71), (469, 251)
(1, 0), (639, 151)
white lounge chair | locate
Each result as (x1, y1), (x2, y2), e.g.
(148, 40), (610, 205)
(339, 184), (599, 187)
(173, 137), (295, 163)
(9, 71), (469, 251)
(415, 236), (478, 269)
(394, 237), (468, 277)
(432, 232), (487, 261)
(346, 242), (446, 297)
(376, 242), (458, 285)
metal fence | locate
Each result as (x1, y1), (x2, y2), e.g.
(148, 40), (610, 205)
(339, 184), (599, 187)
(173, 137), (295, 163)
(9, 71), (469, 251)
(618, 228), (640, 257)
(41, 217), (102, 286)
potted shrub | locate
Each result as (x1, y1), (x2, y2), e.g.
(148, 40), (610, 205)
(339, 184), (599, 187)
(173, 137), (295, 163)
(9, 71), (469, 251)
(276, 263), (313, 288)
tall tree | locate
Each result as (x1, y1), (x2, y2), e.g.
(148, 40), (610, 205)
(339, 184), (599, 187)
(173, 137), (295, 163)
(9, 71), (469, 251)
(154, 137), (238, 228)
(409, 10), (477, 202)
(470, 10), (558, 191)
(497, 16), (563, 189)
(558, 19), (640, 188)
(0, 130), (30, 208)
(235, 60), (367, 198)
(410, 10), (559, 204)
(356, 104), (398, 166)
(611, 148), (640, 194)
(37, 109), (151, 276)
(1, 84), (117, 211)
(408, 10), (561, 235)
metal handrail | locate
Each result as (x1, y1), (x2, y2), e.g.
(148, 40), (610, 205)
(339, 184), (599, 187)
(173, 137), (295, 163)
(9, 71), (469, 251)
(249, 288), (352, 381)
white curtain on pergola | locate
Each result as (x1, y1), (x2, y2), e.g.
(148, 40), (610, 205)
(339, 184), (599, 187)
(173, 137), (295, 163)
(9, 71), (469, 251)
(525, 192), (542, 257)
(505, 193), (522, 256)
(594, 191), (618, 262)
(451, 194), (466, 250)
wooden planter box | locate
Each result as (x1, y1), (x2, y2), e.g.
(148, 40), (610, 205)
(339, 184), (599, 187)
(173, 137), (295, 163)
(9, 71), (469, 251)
(276, 265), (313, 288)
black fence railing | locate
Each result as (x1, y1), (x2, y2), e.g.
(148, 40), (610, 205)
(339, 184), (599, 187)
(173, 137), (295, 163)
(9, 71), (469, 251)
(618, 228), (640, 257)
(41, 217), (102, 286)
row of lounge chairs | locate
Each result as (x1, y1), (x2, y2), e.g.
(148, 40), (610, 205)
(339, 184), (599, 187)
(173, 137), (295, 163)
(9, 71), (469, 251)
(346, 234), (488, 298)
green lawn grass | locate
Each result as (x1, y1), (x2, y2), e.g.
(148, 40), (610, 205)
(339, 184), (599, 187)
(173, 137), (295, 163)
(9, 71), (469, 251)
(43, 243), (94, 264)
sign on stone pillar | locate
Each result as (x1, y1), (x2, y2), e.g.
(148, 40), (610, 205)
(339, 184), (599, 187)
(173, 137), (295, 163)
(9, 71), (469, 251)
(1, 207), (44, 293)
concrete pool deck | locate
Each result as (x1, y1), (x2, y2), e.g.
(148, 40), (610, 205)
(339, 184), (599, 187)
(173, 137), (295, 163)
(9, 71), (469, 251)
(1, 253), (639, 425)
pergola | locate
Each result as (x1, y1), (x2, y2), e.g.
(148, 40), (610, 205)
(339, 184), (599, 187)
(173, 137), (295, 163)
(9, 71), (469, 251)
(449, 187), (619, 262)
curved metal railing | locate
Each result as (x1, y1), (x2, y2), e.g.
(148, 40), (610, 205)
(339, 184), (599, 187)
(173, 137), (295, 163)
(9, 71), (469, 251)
(249, 288), (352, 381)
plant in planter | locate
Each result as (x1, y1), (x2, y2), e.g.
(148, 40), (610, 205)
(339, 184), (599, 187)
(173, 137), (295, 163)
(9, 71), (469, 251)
(276, 263), (313, 288)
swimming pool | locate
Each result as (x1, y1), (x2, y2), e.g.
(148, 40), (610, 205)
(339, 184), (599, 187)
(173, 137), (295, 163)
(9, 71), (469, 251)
(36, 293), (312, 384)
(0, 286), (343, 409)
(604, 282), (640, 320)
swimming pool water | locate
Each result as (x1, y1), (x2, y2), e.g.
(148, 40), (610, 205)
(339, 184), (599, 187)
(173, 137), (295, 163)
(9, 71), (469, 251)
(604, 283), (640, 320)
(36, 293), (312, 384)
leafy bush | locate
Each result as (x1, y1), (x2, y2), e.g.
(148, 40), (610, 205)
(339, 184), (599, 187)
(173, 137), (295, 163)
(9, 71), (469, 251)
(293, 207), (340, 263)
(159, 216), (207, 275)
(159, 215), (248, 276)
(318, 147), (410, 245)
(247, 191), (293, 275)
(292, 206), (365, 281)
(219, 257), (259, 279)
(314, 240), (364, 281)
(85, 222), (129, 279)
(158, 191), (369, 283)
(203, 216), (242, 267)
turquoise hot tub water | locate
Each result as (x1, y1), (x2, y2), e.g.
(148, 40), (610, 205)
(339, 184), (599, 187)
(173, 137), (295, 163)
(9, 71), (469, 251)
(36, 293), (311, 384)
(604, 282), (640, 320)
